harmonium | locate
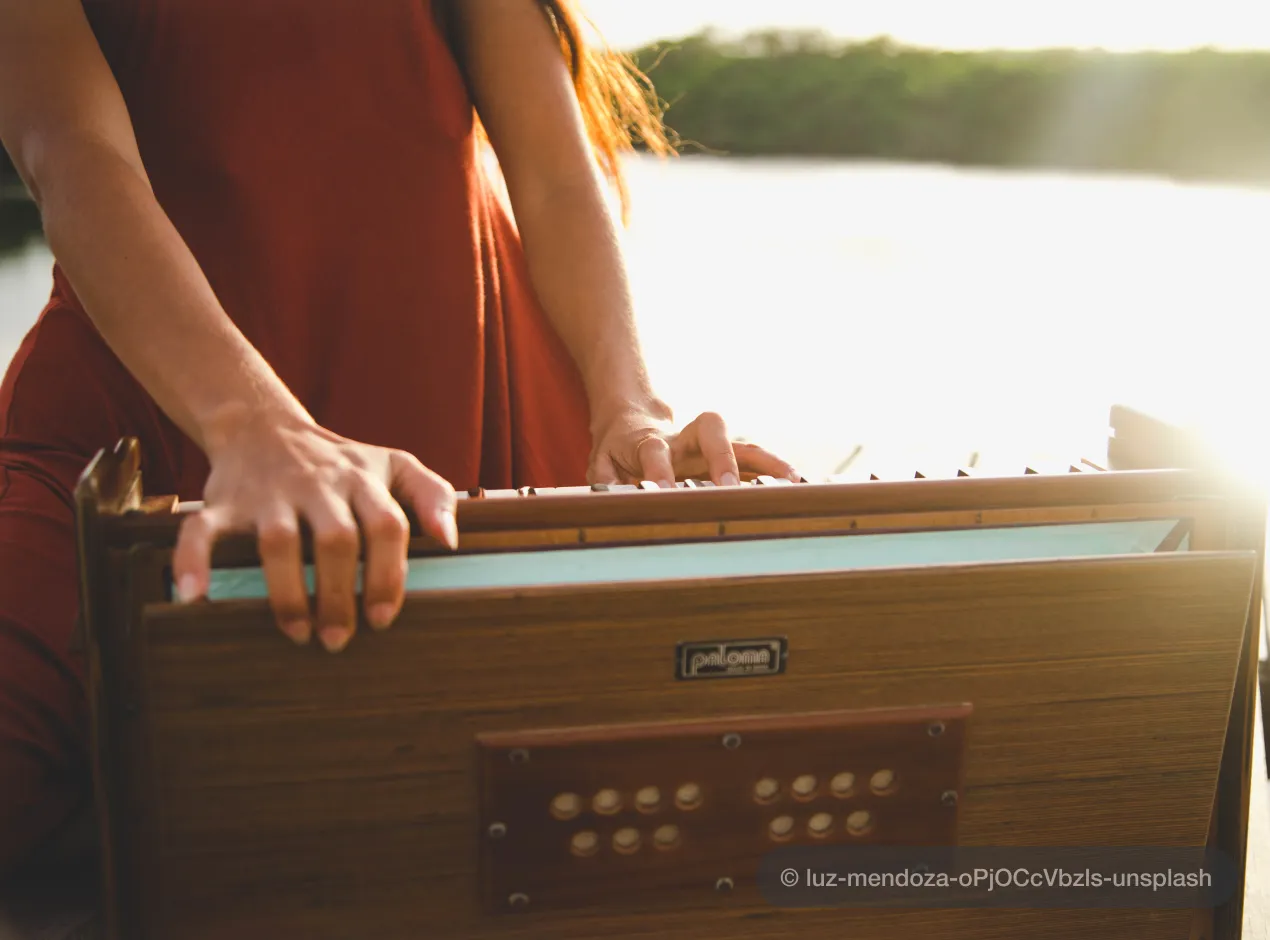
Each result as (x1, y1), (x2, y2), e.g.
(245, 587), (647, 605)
(68, 405), (1265, 940)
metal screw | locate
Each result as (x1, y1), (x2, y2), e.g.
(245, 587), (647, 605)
(941, 790), (959, 807)
(508, 748), (529, 764)
(508, 892), (530, 908)
(715, 877), (734, 892)
(927, 721), (945, 737)
(488, 822), (507, 839)
(722, 733), (742, 750)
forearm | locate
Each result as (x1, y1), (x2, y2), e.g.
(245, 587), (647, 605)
(33, 136), (311, 452)
(512, 178), (672, 429)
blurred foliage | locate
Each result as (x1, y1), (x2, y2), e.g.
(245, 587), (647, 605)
(0, 198), (40, 252)
(0, 146), (20, 195)
(2, 30), (1269, 226)
(631, 31), (1270, 185)
(0, 147), (40, 251)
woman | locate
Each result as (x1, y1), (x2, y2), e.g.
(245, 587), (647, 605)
(0, 0), (797, 879)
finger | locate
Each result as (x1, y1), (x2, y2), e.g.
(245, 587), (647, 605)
(172, 505), (232, 603)
(734, 442), (802, 482)
(255, 504), (311, 646)
(684, 412), (740, 486)
(590, 451), (620, 486)
(303, 491), (361, 653)
(636, 434), (676, 488)
(349, 474), (410, 631)
(389, 451), (458, 550)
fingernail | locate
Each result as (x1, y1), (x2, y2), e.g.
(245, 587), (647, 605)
(368, 603), (396, 631)
(281, 620), (311, 645)
(721, 472), (739, 487)
(438, 509), (459, 550)
(176, 574), (200, 603)
(319, 627), (352, 653)
(788, 468), (803, 482)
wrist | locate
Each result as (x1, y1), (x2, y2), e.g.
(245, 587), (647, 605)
(580, 344), (670, 417)
(588, 388), (675, 437)
(198, 395), (317, 460)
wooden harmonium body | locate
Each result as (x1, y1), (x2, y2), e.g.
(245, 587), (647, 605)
(74, 431), (1265, 940)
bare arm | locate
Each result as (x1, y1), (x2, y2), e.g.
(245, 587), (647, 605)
(445, 0), (671, 431)
(0, 0), (313, 449)
(0, 0), (455, 651)
(443, 2), (798, 487)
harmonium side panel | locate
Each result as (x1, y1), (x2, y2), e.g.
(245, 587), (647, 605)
(1105, 404), (1269, 940)
(119, 549), (1256, 940)
(1186, 487), (1267, 940)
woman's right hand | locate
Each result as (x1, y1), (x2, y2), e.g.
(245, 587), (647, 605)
(171, 406), (458, 653)
(3, 0), (461, 653)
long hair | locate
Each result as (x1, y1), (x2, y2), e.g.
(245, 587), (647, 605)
(438, 0), (675, 223)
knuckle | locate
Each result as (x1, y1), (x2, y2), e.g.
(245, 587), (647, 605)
(637, 433), (670, 454)
(394, 450), (429, 479)
(178, 512), (212, 542)
(390, 448), (423, 471)
(350, 465), (386, 491)
(363, 508), (409, 542)
(309, 463), (342, 492)
(256, 521), (299, 554)
(314, 520), (359, 554)
(365, 557), (407, 594)
(175, 508), (230, 558)
(344, 445), (383, 472)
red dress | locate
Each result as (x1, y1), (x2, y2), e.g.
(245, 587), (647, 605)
(0, 0), (593, 876)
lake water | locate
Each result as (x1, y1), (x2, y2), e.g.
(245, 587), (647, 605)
(3, 157), (1269, 481)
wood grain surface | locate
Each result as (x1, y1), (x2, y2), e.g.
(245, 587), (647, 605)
(1243, 682), (1268, 940)
(102, 551), (1256, 940)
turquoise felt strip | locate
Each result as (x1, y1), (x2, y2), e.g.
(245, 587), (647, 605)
(204, 519), (1182, 601)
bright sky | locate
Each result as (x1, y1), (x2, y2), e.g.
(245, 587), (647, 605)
(584, 0), (1270, 52)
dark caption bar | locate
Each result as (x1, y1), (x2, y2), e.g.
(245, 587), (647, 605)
(758, 846), (1239, 909)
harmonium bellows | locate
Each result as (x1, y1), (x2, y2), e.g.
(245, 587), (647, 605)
(72, 406), (1265, 940)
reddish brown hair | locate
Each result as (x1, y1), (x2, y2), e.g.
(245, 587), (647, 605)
(438, 0), (675, 222)
(535, 1), (675, 220)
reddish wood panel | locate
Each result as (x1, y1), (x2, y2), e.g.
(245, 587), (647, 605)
(476, 705), (970, 914)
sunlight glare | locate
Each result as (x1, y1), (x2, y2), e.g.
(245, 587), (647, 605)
(585, 0), (1270, 52)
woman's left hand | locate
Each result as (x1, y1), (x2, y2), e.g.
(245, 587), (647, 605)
(589, 402), (801, 488)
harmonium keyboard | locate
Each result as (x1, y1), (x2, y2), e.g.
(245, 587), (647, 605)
(71, 405), (1265, 940)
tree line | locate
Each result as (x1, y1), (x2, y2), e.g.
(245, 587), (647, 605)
(4, 31), (1270, 199)
(628, 31), (1270, 185)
